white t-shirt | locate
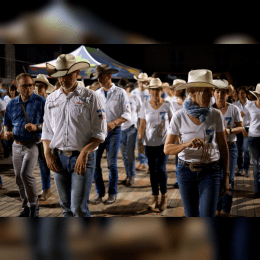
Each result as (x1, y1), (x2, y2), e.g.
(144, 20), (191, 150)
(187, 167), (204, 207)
(171, 100), (183, 112)
(233, 99), (252, 127)
(139, 100), (173, 146)
(164, 96), (177, 103)
(121, 94), (142, 131)
(168, 108), (225, 163)
(244, 101), (260, 137)
(222, 104), (242, 143)
(0, 99), (7, 132)
(131, 88), (151, 103)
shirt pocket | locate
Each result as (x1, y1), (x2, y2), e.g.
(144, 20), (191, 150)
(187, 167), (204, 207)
(71, 106), (90, 122)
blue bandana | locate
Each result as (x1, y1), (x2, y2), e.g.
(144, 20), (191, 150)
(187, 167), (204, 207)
(183, 98), (211, 123)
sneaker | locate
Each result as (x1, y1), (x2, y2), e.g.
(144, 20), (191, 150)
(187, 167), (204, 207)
(236, 169), (243, 176)
(29, 206), (39, 217)
(18, 208), (30, 217)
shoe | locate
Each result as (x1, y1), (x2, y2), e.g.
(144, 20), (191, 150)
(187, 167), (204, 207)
(244, 169), (250, 178)
(121, 177), (130, 185)
(91, 194), (104, 205)
(136, 164), (145, 171)
(29, 206), (39, 217)
(105, 195), (117, 204)
(18, 208), (30, 217)
(236, 169), (243, 176)
(146, 167), (150, 174)
(39, 189), (51, 201)
(126, 177), (135, 187)
(159, 194), (168, 212)
(174, 182), (179, 188)
(148, 195), (159, 211)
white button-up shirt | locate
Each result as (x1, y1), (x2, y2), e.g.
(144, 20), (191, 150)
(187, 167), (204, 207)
(42, 85), (107, 151)
(96, 83), (131, 124)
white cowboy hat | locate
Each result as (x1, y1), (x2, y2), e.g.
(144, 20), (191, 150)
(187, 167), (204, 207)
(134, 72), (151, 82)
(174, 69), (218, 90)
(172, 79), (186, 86)
(46, 54), (90, 78)
(144, 78), (170, 89)
(34, 74), (55, 93)
(212, 79), (229, 89)
(92, 64), (119, 78)
(250, 84), (260, 98)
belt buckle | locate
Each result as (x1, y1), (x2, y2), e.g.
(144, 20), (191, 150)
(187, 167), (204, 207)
(189, 162), (203, 172)
(63, 150), (73, 157)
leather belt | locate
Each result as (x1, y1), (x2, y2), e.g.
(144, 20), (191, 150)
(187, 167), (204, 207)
(58, 149), (80, 157)
(227, 141), (236, 146)
(14, 139), (37, 146)
(178, 159), (219, 172)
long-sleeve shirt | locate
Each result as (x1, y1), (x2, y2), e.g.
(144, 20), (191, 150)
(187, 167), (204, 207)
(42, 85), (107, 151)
(95, 83), (131, 124)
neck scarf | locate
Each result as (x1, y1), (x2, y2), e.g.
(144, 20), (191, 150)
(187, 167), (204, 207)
(183, 98), (211, 123)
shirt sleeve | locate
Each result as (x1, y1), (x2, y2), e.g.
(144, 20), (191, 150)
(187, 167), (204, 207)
(234, 105), (242, 123)
(42, 98), (54, 141)
(139, 102), (146, 120)
(89, 93), (107, 142)
(168, 112), (180, 136)
(135, 95), (142, 117)
(3, 102), (12, 127)
(120, 90), (132, 122)
(216, 110), (225, 132)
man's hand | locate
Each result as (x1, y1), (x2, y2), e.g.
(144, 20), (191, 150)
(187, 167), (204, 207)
(138, 142), (145, 154)
(4, 131), (13, 140)
(45, 152), (60, 173)
(25, 123), (37, 132)
(75, 150), (89, 175)
(107, 121), (116, 132)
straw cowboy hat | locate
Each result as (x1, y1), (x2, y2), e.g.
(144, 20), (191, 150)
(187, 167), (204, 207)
(46, 54), (90, 78)
(174, 69), (218, 90)
(34, 74), (55, 93)
(212, 79), (229, 89)
(134, 72), (151, 82)
(144, 78), (170, 89)
(250, 84), (260, 98)
(117, 77), (130, 89)
(92, 64), (119, 78)
(172, 79), (186, 88)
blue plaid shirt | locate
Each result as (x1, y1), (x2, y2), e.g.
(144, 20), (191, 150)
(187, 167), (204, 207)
(3, 92), (46, 142)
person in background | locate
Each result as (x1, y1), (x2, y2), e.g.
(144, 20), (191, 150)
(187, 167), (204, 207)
(119, 78), (141, 187)
(92, 64), (131, 205)
(89, 81), (101, 91)
(138, 78), (173, 212)
(164, 69), (229, 217)
(4, 84), (19, 104)
(245, 84), (260, 198)
(247, 86), (257, 101)
(132, 73), (151, 173)
(0, 82), (7, 101)
(0, 98), (6, 187)
(53, 80), (61, 91)
(233, 86), (251, 176)
(213, 79), (244, 216)
(34, 74), (55, 201)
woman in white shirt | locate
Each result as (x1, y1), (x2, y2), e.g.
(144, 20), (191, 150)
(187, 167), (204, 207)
(212, 79), (244, 216)
(244, 84), (260, 198)
(138, 78), (173, 212)
(118, 79), (142, 187)
(164, 69), (229, 217)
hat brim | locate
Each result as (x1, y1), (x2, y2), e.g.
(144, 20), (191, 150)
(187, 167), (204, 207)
(92, 68), (119, 78)
(46, 62), (90, 78)
(174, 82), (218, 90)
(34, 78), (55, 93)
(250, 90), (260, 98)
(144, 84), (170, 89)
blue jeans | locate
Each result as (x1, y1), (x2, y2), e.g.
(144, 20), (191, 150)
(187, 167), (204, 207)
(137, 119), (148, 165)
(217, 143), (238, 213)
(38, 158), (51, 190)
(236, 133), (251, 171)
(177, 160), (222, 217)
(248, 136), (260, 194)
(53, 151), (96, 217)
(175, 154), (179, 184)
(94, 127), (122, 196)
(0, 176), (2, 185)
(120, 126), (138, 178)
(145, 145), (169, 195)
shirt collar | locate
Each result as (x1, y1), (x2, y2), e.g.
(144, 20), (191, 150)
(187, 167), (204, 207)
(17, 92), (36, 104)
(102, 83), (116, 93)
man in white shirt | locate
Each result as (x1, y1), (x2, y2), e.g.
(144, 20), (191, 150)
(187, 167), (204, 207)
(42, 54), (107, 217)
(92, 64), (131, 204)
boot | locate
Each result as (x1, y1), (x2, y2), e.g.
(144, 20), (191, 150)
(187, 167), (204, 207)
(148, 195), (159, 211)
(159, 194), (168, 212)
(39, 188), (51, 201)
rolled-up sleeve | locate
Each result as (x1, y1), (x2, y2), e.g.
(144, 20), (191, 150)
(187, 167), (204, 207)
(90, 94), (107, 142)
(120, 90), (131, 122)
(42, 99), (54, 141)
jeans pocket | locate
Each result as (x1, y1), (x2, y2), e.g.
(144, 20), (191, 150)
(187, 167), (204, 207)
(176, 163), (185, 171)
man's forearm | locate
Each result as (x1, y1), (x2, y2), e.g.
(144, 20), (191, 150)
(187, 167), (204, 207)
(113, 117), (127, 126)
(42, 140), (52, 157)
(81, 137), (102, 156)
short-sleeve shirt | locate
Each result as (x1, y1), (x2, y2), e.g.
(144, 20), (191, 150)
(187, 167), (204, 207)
(233, 99), (252, 127)
(244, 101), (260, 137)
(139, 100), (173, 146)
(131, 88), (151, 103)
(168, 108), (225, 163)
(3, 92), (45, 142)
(222, 104), (242, 143)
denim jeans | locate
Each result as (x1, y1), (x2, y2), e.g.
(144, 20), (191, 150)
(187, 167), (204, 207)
(120, 126), (138, 178)
(145, 145), (169, 195)
(177, 160), (222, 217)
(53, 151), (96, 217)
(217, 143), (238, 213)
(38, 158), (51, 190)
(94, 127), (122, 196)
(137, 119), (148, 165)
(175, 154), (179, 184)
(248, 136), (260, 194)
(0, 176), (2, 185)
(236, 133), (251, 171)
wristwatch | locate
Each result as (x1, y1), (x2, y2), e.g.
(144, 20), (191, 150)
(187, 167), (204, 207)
(230, 128), (233, 134)
(224, 170), (230, 176)
(36, 123), (42, 131)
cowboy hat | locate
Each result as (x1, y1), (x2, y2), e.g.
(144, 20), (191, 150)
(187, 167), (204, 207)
(212, 79), (229, 89)
(144, 78), (170, 89)
(172, 79), (186, 86)
(117, 77), (129, 89)
(250, 84), (260, 98)
(92, 64), (119, 78)
(134, 72), (151, 82)
(174, 69), (218, 90)
(34, 74), (55, 93)
(46, 54), (90, 78)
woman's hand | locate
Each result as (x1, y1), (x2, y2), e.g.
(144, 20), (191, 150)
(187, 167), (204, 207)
(138, 142), (145, 154)
(219, 174), (229, 198)
(186, 138), (205, 150)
